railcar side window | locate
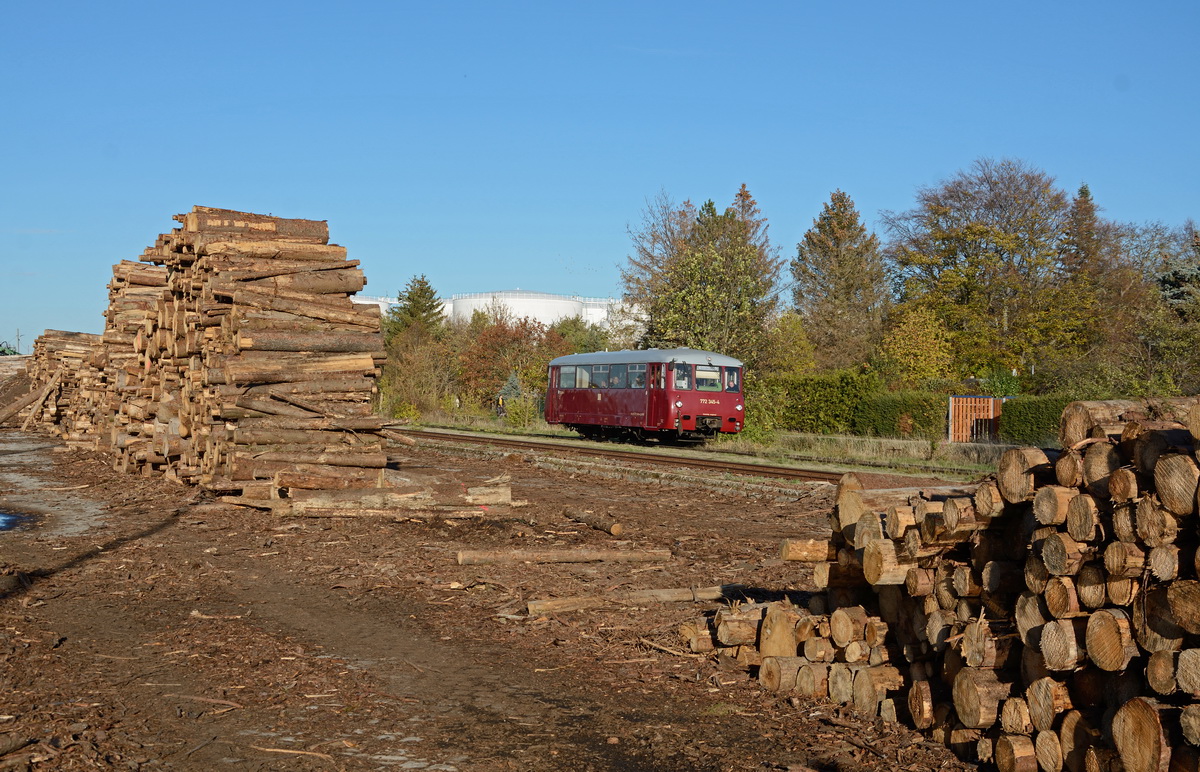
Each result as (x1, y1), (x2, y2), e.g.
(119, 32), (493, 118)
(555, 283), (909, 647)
(591, 365), (609, 388)
(576, 366), (593, 389)
(608, 364), (628, 388)
(629, 363), (646, 388)
(558, 366), (576, 389)
(725, 367), (741, 393)
(672, 364), (691, 390)
(696, 365), (721, 392)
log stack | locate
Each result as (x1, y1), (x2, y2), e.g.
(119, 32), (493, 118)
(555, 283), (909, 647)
(702, 403), (1200, 772)
(8, 207), (448, 513)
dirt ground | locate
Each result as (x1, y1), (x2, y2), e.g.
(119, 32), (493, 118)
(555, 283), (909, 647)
(0, 428), (975, 772)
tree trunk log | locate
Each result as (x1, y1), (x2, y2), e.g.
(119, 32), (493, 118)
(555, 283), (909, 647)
(759, 602), (805, 658)
(1042, 533), (1091, 576)
(1040, 617), (1089, 671)
(863, 540), (914, 585)
(526, 584), (741, 615)
(1034, 486), (1077, 526)
(1146, 650), (1179, 696)
(759, 656), (806, 692)
(1112, 697), (1173, 772)
(1044, 576), (1083, 619)
(235, 329), (382, 354)
(996, 733), (1039, 772)
(1168, 580), (1200, 634)
(1075, 564), (1107, 609)
(1136, 496), (1181, 548)
(830, 605), (870, 648)
(564, 508), (623, 536)
(796, 663), (830, 698)
(1181, 704), (1200, 747)
(1153, 452), (1199, 516)
(1177, 649), (1200, 696)
(1082, 441), (1120, 498)
(1105, 541), (1146, 578)
(853, 665), (903, 715)
(1002, 697), (1034, 735)
(1065, 494), (1105, 543)
(1056, 450), (1085, 488)
(458, 547), (672, 565)
(1108, 467), (1141, 503)
(975, 479), (1007, 519)
(1133, 586), (1185, 653)
(954, 667), (1013, 729)
(827, 662), (864, 704)
(1085, 608), (1138, 672)
(998, 447), (1060, 504)
(778, 538), (836, 562)
(1026, 676), (1072, 732)
(1059, 400), (1145, 448)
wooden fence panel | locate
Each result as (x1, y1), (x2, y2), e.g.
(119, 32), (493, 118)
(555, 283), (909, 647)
(948, 396), (1004, 442)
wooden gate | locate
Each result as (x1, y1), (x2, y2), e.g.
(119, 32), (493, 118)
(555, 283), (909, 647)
(948, 396), (1005, 442)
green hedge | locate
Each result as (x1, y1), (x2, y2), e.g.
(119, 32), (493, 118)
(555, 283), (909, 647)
(854, 391), (947, 439)
(998, 395), (1074, 447)
(777, 370), (881, 434)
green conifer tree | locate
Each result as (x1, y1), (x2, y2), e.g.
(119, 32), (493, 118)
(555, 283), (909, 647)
(791, 190), (888, 369)
(385, 275), (445, 341)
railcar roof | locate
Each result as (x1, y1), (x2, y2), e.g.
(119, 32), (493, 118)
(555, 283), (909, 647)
(548, 348), (743, 368)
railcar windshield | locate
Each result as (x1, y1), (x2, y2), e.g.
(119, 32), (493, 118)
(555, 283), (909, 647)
(696, 365), (721, 392)
(725, 367), (741, 393)
(672, 363), (691, 390)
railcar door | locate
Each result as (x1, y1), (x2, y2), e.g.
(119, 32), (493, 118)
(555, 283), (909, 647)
(544, 366), (561, 422)
(624, 362), (649, 428)
(645, 363), (668, 429)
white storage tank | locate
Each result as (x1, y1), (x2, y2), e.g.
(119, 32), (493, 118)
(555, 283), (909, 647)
(355, 289), (623, 328)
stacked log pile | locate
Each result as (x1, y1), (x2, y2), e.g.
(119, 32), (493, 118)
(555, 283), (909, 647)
(687, 400), (1200, 772)
(7, 207), (497, 514)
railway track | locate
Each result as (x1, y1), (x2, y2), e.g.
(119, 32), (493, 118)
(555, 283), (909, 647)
(393, 428), (847, 485)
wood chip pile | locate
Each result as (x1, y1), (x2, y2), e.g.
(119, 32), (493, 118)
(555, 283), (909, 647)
(6, 206), (472, 513)
(683, 398), (1200, 772)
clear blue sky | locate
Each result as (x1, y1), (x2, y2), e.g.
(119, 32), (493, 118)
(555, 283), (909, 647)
(2, 1), (1197, 351)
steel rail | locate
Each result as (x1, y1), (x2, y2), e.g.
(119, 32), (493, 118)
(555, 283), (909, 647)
(393, 428), (846, 484)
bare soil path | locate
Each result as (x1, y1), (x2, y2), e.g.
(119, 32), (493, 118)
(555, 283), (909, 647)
(0, 430), (971, 772)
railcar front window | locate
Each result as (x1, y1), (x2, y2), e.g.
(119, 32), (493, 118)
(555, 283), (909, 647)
(725, 367), (741, 393)
(559, 366), (576, 389)
(673, 364), (691, 390)
(696, 365), (721, 392)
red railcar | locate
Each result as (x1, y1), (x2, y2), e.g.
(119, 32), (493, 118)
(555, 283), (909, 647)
(543, 348), (744, 443)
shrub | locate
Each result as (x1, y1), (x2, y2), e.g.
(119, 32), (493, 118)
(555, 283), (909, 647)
(854, 391), (947, 439)
(503, 394), (542, 430)
(998, 395), (1075, 447)
(385, 400), (421, 423)
(775, 369), (882, 434)
(737, 381), (785, 443)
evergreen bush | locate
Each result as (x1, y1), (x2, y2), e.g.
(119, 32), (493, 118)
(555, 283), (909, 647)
(998, 395), (1075, 447)
(776, 369), (882, 434)
(854, 391), (947, 439)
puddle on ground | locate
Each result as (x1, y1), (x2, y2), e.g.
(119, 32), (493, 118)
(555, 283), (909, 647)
(0, 511), (32, 531)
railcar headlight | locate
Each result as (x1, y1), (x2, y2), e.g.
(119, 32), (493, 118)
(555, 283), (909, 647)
(675, 400), (683, 408)
(735, 405), (743, 411)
